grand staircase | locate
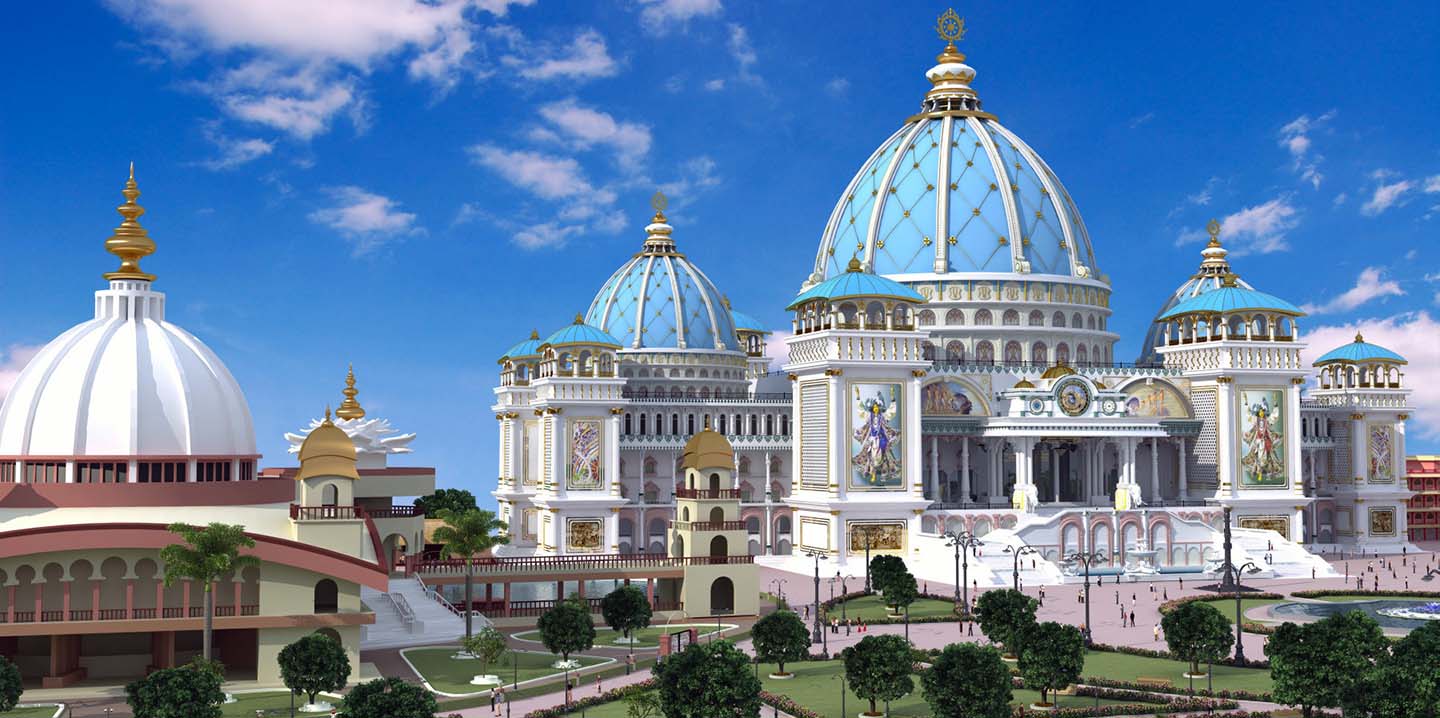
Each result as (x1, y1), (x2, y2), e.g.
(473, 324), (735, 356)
(361, 577), (478, 650)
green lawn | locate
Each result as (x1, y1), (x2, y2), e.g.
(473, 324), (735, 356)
(514, 623), (738, 649)
(1083, 650), (1273, 693)
(220, 692), (341, 717)
(1195, 597), (1284, 624)
(7, 707), (62, 718)
(825, 594), (960, 621)
(404, 648), (609, 696)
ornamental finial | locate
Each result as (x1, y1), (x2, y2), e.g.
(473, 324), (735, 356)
(336, 364), (366, 421)
(936, 9), (965, 43)
(1355, 331), (1365, 343)
(650, 190), (669, 222)
(103, 163), (158, 281)
(324, 406), (333, 423)
(1205, 218), (1222, 248)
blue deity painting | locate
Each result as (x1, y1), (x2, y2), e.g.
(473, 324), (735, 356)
(1239, 389), (1286, 487)
(851, 383), (902, 489)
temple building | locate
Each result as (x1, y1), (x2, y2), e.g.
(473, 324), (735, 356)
(491, 11), (1415, 587)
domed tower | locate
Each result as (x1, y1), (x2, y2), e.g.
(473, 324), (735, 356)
(584, 194), (749, 398)
(1138, 220), (1257, 365)
(670, 426), (758, 617)
(1151, 221), (1310, 541)
(807, 10), (1116, 366)
(0, 166), (257, 484)
(1307, 333), (1413, 548)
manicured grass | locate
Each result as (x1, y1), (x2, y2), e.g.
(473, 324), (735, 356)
(405, 648), (609, 696)
(824, 594), (960, 621)
(8, 707), (62, 718)
(515, 623), (738, 648)
(753, 661), (1134, 716)
(1195, 597), (1285, 623)
(220, 692), (340, 717)
(1083, 650), (1273, 693)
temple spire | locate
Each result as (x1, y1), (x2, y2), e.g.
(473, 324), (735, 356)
(103, 163), (158, 281)
(336, 364), (366, 421)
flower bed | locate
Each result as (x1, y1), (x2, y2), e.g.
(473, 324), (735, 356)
(1080, 676), (1273, 702)
(759, 691), (822, 718)
(521, 680), (655, 718)
(1088, 641), (1270, 670)
(1158, 592), (1286, 616)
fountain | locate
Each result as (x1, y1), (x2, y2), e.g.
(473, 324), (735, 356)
(1378, 602), (1440, 621)
(1122, 540), (1160, 576)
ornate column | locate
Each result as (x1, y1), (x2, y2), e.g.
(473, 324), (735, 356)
(1050, 445), (1060, 503)
(1177, 437), (1188, 498)
(764, 450), (774, 554)
(929, 436), (940, 501)
(1150, 437), (1160, 501)
(960, 437), (971, 504)
(1351, 413), (1367, 483)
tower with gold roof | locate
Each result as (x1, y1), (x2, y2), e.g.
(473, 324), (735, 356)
(668, 425), (758, 616)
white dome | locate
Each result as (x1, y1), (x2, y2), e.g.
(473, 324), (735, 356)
(0, 279), (256, 458)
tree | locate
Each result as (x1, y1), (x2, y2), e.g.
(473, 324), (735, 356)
(430, 507), (509, 640)
(461, 627), (509, 677)
(626, 690), (664, 718)
(0, 656), (21, 713)
(160, 522), (259, 661)
(869, 555), (906, 596)
(413, 488), (478, 517)
(1365, 620), (1440, 718)
(921, 643), (1011, 718)
(1269, 611), (1387, 718)
(125, 663), (225, 718)
(1161, 601), (1232, 677)
(602, 585), (653, 660)
(975, 588), (1038, 658)
(886, 570), (918, 616)
(1019, 622), (1085, 707)
(653, 640), (761, 718)
(841, 634), (913, 717)
(539, 596), (595, 702)
(752, 610), (810, 676)
(278, 632), (350, 707)
(340, 677), (439, 718)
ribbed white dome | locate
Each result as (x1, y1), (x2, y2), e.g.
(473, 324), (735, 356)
(0, 280), (256, 458)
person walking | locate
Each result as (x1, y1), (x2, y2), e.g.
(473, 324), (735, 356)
(490, 686), (501, 716)
(1153, 623), (1161, 643)
(1130, 610), (1136, 628)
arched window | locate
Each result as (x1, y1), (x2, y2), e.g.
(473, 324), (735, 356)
(321, 484), (339, 507)
(1072, 312), (1083, 328)
(917, 310), (935, 326)
(922, 341), (936, 361)
(314, 579), (338, 614)
(1004, 341), (1022, 363)
(1052, 312), (1066, 327)
(1028, 310), (1044, 326)
(975, 341), (994, 364)
(709, 577), (734, 614)
(974, 309), (993, 326)
(1086, 316), (1096, 330)
(1076, 344), (1088, 364)
(709, 535), (729, 558)
(638, 414), (647, 435)
(1031, 341), (1047, 364)
(709, 507), (725, 523)
(945, 309), (964, 325)
(1091, 345), (1101, 363)
(1002, 310), (1020, 326)
(1056, 343), (1070, 364)
(945, 341), (965, 362)
(709, 473), (722, 492)
(780, 415), (789, 435)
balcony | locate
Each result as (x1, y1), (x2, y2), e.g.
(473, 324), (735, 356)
(0, 604), (259, 625)
(367, 505), (422, 519)
(669, 520), (746, 531)
(675, 488), (742, 500)
(291, 504), (364, 520)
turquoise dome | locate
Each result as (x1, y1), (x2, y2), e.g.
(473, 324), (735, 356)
(1139, 233), (1254, 363)
(1158, 285), (1303, 320)
(543, 318), (622, 349)
(730, 310), (768, 334)
(500, 330), (543, 360)
(808, 41), (1098, 284)
(584, 213), (740, 352)
(788, 260), (926, 309)
(1315, 334), (1406, 365)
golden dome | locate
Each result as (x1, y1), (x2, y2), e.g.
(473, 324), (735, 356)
(297, 408), (359, 481)
(1040, 363), (1076, 380)
(681, 427), (735, 471)
(1013, 378), (1036, 389)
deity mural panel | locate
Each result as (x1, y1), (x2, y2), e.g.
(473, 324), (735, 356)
(568, 420), (602, 490)
(921, 380), (975, 416)
(1238, 389), (1286, 488)
(1369, 508), (1396, 537)
(850, 383), (903, 489)
(1237, 515), (1290, 536)
(1123, 382), (1190, 419)
(1368, 424), (1394, 483)
(567, 518), (603, 551)
(847, 522), (905, 553)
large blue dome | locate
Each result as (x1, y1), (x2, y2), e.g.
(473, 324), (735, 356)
(584, 211), (740, 353)
(808, 40), (1099, 286)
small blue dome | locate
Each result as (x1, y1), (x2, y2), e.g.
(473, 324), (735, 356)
(585, 216), (740, 352)
(1158, 285), (1302, 321)
(543, 318), (622, 349)
(730, 310), (769, 334)
(788, 260), (926, 310)
(1315, 334), (1407, 365)
(500, 330), (543, 361)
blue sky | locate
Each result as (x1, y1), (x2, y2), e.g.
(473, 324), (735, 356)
(3, 1), (1440, 505)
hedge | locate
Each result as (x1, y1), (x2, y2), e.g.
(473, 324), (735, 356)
(521, 679), (655, 718)
(1088, 641), (1271, 670)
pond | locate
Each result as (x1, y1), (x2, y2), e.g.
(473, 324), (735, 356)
(1270, 599), (1440, 631)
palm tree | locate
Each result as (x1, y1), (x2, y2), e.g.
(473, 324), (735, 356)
(160, 522), (260, 662)
(431, 508), (509, 640)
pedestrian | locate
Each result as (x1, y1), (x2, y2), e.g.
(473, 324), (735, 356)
(923, 581), (928, 594)
(1115, 590), (1119, 605)
(1153, 623), (1160, 642)
(626, 652), (635, 675)
(490, 686), (500, 715)
(1163, 588), (1168, 601)
(1178, 576), (1183, 589)
(1312, 567), (1316, 580)
(1130, 610), (1136, 627)
(804, 605), (809, 620)
(967, 621), (974, 636)
(597, 674), (603, 694)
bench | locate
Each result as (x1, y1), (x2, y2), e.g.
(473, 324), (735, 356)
(1136, 677), (1174, 689)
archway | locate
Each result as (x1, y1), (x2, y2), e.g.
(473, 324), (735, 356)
(709, 507), (725, 524)
(314, 579), (338, 613)
(709, 577), (734, 615)
(321, 484), (339, 507)
(709, 536), (728, 558)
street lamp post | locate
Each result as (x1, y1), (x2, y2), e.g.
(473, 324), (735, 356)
(943, 530), (984, 609)
(1064, 550), (1106, 646)
(837, 573), (850, 634)
(802, 549), (825, 649)
(857, 527), (875, 593)
(1230, 560), (1260, 664)
(1005, 545), (1038, 591)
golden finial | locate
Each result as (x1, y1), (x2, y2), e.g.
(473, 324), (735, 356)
(846, 255), (864, 273)
(1354, 332), (1365, 343)
(722, 295), (732, 310)
(529, 329), (540, 340)
(935, 9), (967, 62)
(103, 163), (157, 281)
(1205, 218), (1222, 248)
(650, 191), (669, 223)
(1221, 272), (1239, 287)
(336, 364), (366, 421)
(574, 313), (586, 325)
(323, 406), (334, 424)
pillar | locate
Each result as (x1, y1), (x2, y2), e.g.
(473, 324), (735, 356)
(151, 632), (175, 670)
(503, 582), (512, 618)
(1050, 445), (1060, 503)
(233, 579), (243, 617)
(1150, 437), (1160, 502)
(125, 580), (135, 619)
(929, 436), (939, 501)
(1351, 413), (1367, 482)
(960, 437), (971, 504)
(62, 581), (71, 619)
(1177, 438), (1188, 498)
(91, 581), (100, 621)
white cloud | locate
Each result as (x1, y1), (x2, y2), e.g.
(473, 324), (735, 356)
(1301, 312), (1440, 440)
(537, 98), (652, 167)
(1361, 179), (1415, 216)
(638, 0), (723, 35)
(703, 78), (726, 91)
(512, 221), (587, 250)
(108, 0), (492, 139)
(763, 330), (792, 370)
(501, 28), (618, 82)
(1217, 197), (1300, 255)
(659, 156), (721, 205)
(198, 126), (274, 170)
(308, 186), (421, 255)
(727, 23), (759, 85)
(1333, 192), (1348, 207)
(467, 145), (595, 200)
(824, 77), (850, 97)
(1424, 175), (1440, 194)
(1300, 267), (1405, 314)
(1277, 110), (1334, 189)
(1127, 111), (1155, 129)
(0, 344), (44, 404)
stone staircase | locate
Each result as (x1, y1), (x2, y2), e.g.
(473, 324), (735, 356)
(360, 577), (474, 650)
(1227, 528), (1339, 580)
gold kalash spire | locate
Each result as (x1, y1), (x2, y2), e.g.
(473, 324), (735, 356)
(104, 163), (158, 281)
(335, 364), (366, 420)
